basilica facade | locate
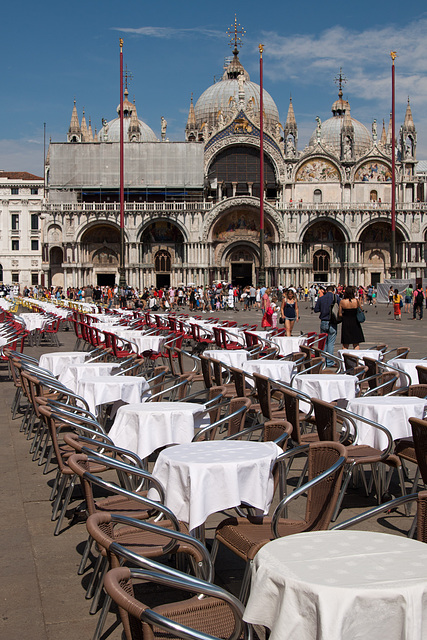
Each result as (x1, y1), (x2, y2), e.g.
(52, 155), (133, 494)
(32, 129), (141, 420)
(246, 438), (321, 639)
(42, 41), (427, 290)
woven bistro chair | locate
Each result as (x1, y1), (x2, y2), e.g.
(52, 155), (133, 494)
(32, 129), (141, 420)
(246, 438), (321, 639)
(103, 560), (249, 640)
(211, 441), (347, 602)
(311, 397), (407, 521)
(416, 366), (427, 385)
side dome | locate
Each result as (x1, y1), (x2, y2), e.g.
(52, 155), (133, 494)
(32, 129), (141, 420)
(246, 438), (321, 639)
(98, 89), (157, 143)
(309, 91), (372, 158)
(193, 52), (280, 131)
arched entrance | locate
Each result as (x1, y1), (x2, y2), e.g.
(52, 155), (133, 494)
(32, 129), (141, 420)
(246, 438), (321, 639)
(49, 247), (64, 287)
(302, 221), (346, 283)
(80, 224), (120, 285)
(360, 222), (405, 280)
(154, 250), (172, 289)
(141, 221), (184, 287)
(228, 247), (258, 287)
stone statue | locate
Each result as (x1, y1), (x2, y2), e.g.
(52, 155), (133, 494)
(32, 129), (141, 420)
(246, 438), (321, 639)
(161, 116), (167, 141)
(228, 95), (238, 120)
(315, 116), (322, 142)
(287, 164), (293, 180)
(246, 97), (255, 119)
(286, 136), (295, 157)
(345, 166), (351, 180)
(217, 110), (224, 128)
(343, 136), (352, 160)
(102, 118), (109, 141)
(372, 119), (377, 142)
(238, 72), (245, 94)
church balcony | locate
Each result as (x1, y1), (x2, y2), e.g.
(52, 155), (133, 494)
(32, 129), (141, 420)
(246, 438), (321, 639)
(45, 201), (215, 213)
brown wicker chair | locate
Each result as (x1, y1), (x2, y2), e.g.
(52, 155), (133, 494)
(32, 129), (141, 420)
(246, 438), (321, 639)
(311, 397), (406, 520)
(416, 365), (427, 385)
(211, 441), (347, 602)
(103, 561), (248, 640)
(252, 372), (287, 421)
(192, 397), (252, 441)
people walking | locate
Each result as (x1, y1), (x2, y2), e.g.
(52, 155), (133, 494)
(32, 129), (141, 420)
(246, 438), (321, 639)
(393, 288), (402, 320)
(314, 285), (340, 366)
(280, 287), (299, 336)
(338, 286), (365, 349)
(412, 285), (425, 320)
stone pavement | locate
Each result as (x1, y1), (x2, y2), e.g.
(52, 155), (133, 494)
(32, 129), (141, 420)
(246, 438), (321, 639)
(0, 302), (424, 639)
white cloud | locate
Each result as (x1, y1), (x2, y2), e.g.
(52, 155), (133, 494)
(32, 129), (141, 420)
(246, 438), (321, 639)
(112, 26), (224, 39)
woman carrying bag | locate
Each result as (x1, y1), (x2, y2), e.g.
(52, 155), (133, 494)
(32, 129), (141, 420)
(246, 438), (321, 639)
(261, 287), (273, 329)
(338, 286), (365, 349)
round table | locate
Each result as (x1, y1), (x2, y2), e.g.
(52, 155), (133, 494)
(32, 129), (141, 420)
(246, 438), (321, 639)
(389, 358), (426, 387)
(271, 335), (306, 356)
(208, 349), (249, 369)
(112, 330), (166, 354)
(109, 401), (209, 460)
(76, 375), (150, 416)
(39, 351), (87, 377)
(292, 373), (358, 413)
(19, 313), (46, 332)
(243, 359), (296, 386)
(148, 440), (281, 533)
(338, 348), (383, 364)
(244, 530), (427, 640)
(345, 396), (427, 449)
(58, 362), (120, 394)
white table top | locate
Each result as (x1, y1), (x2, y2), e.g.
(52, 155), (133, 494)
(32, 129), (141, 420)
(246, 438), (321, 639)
(109, 401), (209, 460)
(208, 349), (249, 369)
(345, 396), (427, 449)
(77, 375), (150, 416)
(389, 358), (426, 387)
(39, 351), (87, 377)
(271, 335), (306, 356)
(339, 349), (383, 363)
(19, 313), (46, 332)
(244, 530), (427, 640)
(243, 359), (296, 386)
(58, 362), (119, 393)
(148, 440), (281, 532)
(293, 373), (358, 413)
(112, 330), (166, 355)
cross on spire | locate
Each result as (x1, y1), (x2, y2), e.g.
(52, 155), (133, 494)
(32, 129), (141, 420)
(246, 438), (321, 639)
(334, 67), (347, 98)
(124, 64), (133, 91)
(227, 15), (246, 54)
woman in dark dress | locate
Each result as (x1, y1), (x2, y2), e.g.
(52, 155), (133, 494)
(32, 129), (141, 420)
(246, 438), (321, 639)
(338, 286), (364, 349)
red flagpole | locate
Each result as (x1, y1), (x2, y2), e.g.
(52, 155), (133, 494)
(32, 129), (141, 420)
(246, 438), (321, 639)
(258, 43), (266, 287)
(119, 38), (126, 287)
(390, 51), (396, 279)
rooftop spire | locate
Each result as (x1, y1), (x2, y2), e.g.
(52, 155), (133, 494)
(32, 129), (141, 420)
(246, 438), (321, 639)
(227, 14), (246, 56)
(186, 93), (196, 129)
(403, 97), (415, 132)
(380, 118), (387, 145)
(386, 112), (393, 145)
(80, 109), (88, 141)
(68, 99), (81, 141)
(88, 118), (94, 142)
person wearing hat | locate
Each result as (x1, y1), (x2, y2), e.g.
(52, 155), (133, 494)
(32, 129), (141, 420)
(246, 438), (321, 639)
(314, 285), (340, 366)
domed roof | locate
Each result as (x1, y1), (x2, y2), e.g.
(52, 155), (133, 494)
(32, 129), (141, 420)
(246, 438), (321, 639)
(309, 91), (372, 158)
(98, 90), (157, 143)
(194, 52), (280, 131)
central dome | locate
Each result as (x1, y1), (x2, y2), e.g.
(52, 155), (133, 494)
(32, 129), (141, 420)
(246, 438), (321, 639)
(194, 52), (280, 131)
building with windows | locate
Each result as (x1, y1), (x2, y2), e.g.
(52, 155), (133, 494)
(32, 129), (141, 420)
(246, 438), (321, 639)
(0, 172), (43, 287)
(42, 37), (427, 290)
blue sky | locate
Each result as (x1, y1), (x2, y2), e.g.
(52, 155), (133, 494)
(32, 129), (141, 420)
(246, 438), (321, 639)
(2, 0), (427, 176)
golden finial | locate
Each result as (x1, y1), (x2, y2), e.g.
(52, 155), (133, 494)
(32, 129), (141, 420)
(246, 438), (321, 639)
(119, 38), (123, 51)
(390, 51), (397, 62)
(259, 44), (264, 58)
(227, 15), (246, 52)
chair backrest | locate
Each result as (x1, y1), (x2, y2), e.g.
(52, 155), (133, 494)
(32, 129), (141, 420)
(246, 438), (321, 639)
(282, 387), (303, 444)
(409, 417), (427, 485)
(343, 353), (359, 373)
(408, 384), (427, 398)
(311, 397), (339, 442)
(416, 366), (427, 385)
(363, 357), (380, 386)
(200, 354), (213, 389)
(253, 372), (282, 421)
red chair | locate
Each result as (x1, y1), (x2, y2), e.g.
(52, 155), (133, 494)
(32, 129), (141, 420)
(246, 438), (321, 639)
(220, 327), (242, 351)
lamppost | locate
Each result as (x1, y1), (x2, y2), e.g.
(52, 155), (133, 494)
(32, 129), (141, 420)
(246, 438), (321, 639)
(390, 50), (397, 279)
(119, 38), (126, 288)
(258, 43), (266, 288)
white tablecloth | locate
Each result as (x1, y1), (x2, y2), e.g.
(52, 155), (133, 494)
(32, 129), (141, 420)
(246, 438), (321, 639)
(109, 402), (209, 460)
(58, 362), (120, 393)
(388, 358), (426, 387)
(243, 360), (296, 386)
(148, 440), (281, 532)
(112, 330), (166, 354)
(19, 313), (46, 332)
(77, 375), (150, 416)
(271, 336), (305, 356)
(39, 351), (87, 377)
(208, 349), (249, 369)
(338, 349), (383, 364)
(293, 373), (358, 413)
(345, 396), (427, 449)
(245, 530), (427, 640)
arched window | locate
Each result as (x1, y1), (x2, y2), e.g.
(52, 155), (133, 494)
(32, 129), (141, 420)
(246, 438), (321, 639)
(154, 250), (171, 273)
(313, 250), (329, 273)
(370, 190), (378, 202)
(313, 189), (322, 204)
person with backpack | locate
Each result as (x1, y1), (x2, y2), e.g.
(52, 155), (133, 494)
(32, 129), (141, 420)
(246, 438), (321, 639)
(412, 285), (424, 320)
(314, 285), (340, 367)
